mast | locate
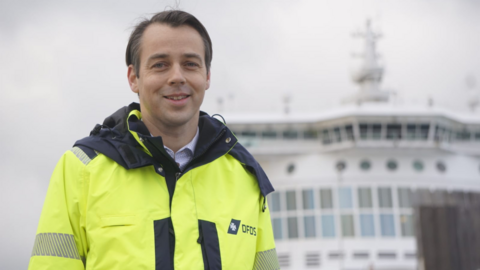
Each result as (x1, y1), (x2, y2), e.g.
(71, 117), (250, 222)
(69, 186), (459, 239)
(349, 20), (389, 104)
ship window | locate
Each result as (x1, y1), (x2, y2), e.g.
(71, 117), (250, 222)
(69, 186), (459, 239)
(360, 214), (375, 237)
(334, 127), (342, 142)
(456, 131), (471, 141)
(372, 124), (382, 139)
(358, 188), (373, 208)
(386, 160), (398, 171)
(283, 130), (298, 139)
(345, 125), (354, 140)
(269, 192), (281, 212)
(303, 130), (318, 139)
(400, 214), (415, 237)
(398, 188), (413, 208)
(359, 124), (368, 139)
(360, 160), (371, 171)
(304, 216), (316, 238)
(339, 187), (353, 209)
(413, 160), (424, 172)
(320, 189), (333, 209)
(378, 187), (393, 208)
(386, 124), (401, 140)
(286, 190), (297, 210)
(287, 217), (298, 239)
(436, 161), (447, 173)
(241, 131), (256, 137)
(272, 218), (283, 240)
(262, 130), (277, 139)
(341, 214), (355, 237)
(475, 132), (480, 141)
(380, 214), (395, 237)
(302, 189), (315, 210)
(321, 129), (331, 145)
(287, 163), (295, 174)
(406, 124), (416, 140)
(321, 215), (335, 237)
(420, 124), (429, 139)
(336, 161), (346, 172)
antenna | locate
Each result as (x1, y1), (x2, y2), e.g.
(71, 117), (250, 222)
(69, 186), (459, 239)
(347, 19), (389, 104)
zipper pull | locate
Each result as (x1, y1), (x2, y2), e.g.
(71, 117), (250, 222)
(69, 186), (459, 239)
(175, 172), (181, 181)
(262, 196), (267, 212)
(197, 234), (203, 244)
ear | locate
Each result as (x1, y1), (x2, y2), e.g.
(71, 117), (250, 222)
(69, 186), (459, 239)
(205, 71), (211, 90)
(127, 65), (139, 94)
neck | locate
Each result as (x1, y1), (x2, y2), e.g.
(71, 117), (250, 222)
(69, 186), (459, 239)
(142, 114), (199, 153)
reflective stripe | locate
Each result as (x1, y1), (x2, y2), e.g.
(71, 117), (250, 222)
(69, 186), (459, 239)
(31, 233), (82, 261)
(253, 248), (280, 270)
(71, 147), (92, 165)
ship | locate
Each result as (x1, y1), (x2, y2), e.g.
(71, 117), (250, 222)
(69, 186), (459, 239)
(223, 21), (480, 270)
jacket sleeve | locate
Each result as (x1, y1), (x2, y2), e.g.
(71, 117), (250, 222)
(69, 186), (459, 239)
(252, 196), (280, 270)
(28, 149), (89, 270)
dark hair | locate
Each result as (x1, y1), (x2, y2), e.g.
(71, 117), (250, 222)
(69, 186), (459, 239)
(126, 10), (212, 77)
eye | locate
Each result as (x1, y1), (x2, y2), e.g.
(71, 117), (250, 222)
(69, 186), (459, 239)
(185, 62), (200, 68)
(152, 62), (167, 69)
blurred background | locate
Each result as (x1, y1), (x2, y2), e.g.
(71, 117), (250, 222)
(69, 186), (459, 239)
(1, 0), (480, 269)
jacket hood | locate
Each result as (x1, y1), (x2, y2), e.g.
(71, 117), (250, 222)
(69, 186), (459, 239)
(73, 102), (274, 197)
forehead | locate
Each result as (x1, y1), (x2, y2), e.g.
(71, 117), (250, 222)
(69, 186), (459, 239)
(140, 23), (205, 61)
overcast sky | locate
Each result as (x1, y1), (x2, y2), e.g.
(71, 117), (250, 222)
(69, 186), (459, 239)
(1, 0), (479, 268)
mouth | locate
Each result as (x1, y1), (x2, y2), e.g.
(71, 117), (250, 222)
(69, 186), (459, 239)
(164, 95), (190, 101)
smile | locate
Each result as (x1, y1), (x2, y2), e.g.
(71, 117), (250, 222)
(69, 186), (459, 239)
(165, 95), (189, 100)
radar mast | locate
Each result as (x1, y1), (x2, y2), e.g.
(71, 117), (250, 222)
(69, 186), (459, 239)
(348, 20), (389, 104)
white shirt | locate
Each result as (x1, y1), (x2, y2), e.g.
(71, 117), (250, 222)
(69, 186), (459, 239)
(162, 127), (199, 171)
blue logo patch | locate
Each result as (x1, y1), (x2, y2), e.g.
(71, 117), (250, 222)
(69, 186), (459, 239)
(227, 219), (241, 235)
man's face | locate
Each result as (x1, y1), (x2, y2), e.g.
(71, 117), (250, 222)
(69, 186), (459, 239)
(128, 23), (210, 130)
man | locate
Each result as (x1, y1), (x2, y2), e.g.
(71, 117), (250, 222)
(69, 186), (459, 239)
(28, 10), (279, 270)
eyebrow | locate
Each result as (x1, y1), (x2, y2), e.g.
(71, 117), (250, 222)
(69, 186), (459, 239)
(146, 53), (203, 64)
(147, 53), (169, 63)
(183, 53), (203, 62)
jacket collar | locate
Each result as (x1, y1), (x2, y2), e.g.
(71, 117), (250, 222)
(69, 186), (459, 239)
(74, 102), (274, 197)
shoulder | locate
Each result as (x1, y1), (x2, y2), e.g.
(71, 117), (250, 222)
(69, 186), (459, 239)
(69, 145), (98, 166)
(228, 140), (275, 197)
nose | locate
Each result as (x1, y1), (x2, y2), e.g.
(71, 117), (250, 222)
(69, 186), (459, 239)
(168, 64), (186, 86)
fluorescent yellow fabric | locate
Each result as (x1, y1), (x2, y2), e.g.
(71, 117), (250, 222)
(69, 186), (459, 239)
(29, 141), (277, 269)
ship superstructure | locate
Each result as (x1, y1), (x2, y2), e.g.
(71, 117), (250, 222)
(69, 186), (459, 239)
(224, 22), (480, 270)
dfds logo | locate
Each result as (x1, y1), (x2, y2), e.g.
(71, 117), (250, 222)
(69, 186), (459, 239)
(242, 224), (256, 236)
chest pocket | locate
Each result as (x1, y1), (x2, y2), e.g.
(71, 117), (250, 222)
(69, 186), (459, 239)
(101, 216), (137, 227)
(88, 215), (154, 270)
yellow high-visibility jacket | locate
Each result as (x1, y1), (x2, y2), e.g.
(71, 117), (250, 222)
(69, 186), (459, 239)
(28, 103), (279, 270)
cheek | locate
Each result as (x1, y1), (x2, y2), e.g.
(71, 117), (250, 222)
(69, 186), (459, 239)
(142, 75), (165, 92)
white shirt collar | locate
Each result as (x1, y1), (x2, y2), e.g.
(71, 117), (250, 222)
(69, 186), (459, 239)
(166, 127), (199, 155)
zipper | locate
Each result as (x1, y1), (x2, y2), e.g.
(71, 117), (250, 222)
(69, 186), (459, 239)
(197, 223), (210, 269)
